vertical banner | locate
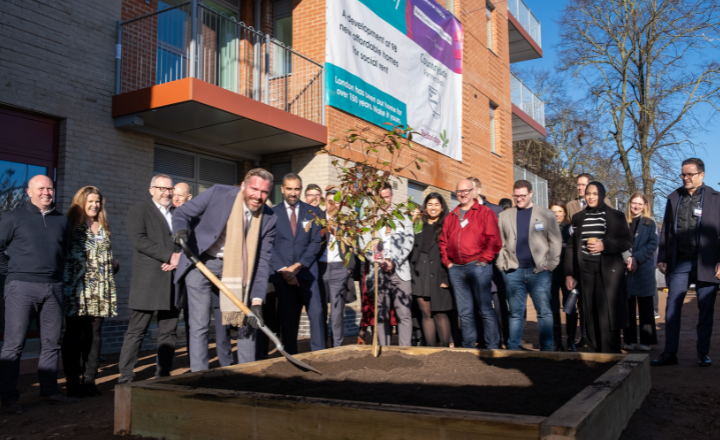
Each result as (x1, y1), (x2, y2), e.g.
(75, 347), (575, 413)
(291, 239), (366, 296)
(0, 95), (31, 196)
(326, 0), (464, 161)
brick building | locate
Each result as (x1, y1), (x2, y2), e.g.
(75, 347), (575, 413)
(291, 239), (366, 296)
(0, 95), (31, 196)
(0, 0), (545, 351)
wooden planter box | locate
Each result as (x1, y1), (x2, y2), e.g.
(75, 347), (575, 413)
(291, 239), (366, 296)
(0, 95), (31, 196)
(114, 346), (650, 440)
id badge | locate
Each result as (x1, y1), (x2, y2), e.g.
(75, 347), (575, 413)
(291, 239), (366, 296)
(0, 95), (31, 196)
(461, 219), (469, 228)
(302, 220), (311, 229)
(535, 222), (545, 231)
(694, 208), (702, 217)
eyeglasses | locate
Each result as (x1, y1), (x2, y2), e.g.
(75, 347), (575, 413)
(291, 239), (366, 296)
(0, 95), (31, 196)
(513, 194), (530, 199)
(679, 172), (702, 179)
(456, 189), (473, 195)
(152, 186), (174, 193)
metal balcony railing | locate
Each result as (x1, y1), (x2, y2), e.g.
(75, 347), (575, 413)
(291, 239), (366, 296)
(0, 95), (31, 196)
(114, 0), (325, 125)
(507, 0), (541, 47)
(511, 73), (545, 127)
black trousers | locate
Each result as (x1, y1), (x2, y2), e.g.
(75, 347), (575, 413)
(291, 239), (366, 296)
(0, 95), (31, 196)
(624, 296), (658, 345)
(118, 308), (179, 382)
(61, 316), (104, 387)
(580, 262), (621, 354)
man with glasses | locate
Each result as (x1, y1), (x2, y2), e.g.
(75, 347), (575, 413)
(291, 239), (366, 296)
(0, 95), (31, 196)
(304, 184), (323, 208)
(496, 180), (562, 351)
(653, 158), (720, 367)
(118, 174), (182, 383)
(440, 179), (502, 348)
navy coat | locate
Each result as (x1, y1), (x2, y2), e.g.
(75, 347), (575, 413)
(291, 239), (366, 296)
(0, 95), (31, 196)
(658, 184), (720, 284)
(172, 184), (277, 305)
(271, 200), (323, 283)
(626, 218), (659, 297)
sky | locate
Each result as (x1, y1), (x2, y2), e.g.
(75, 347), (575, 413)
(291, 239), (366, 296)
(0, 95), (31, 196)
(520, 0), (720, 193)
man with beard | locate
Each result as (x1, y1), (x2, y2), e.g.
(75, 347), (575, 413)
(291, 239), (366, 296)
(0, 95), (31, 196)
(271, 173), (325, 354)
(118, 174), (182, 383)
(172, 169), (277, 370)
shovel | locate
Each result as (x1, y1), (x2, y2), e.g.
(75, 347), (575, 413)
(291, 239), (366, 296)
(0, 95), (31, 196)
(177, 238), (321, 374)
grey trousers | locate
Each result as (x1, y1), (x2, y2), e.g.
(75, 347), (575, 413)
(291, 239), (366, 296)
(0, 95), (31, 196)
(0, 280), (63, 401)
(320, 262), (352, 347)
(118, 307), (179, 383)
(185, 256), (257, 371)
(369, 271), (412, 346)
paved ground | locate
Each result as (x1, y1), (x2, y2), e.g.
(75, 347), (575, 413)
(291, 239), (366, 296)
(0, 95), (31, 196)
(2, 288), (719, 439)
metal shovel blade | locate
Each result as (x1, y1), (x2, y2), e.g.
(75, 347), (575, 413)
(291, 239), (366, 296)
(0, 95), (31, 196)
(258, 324), (321, 375)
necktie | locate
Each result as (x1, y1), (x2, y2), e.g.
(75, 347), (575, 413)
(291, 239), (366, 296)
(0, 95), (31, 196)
(290, 205), (297, 236)
(581, 199), (586, 209)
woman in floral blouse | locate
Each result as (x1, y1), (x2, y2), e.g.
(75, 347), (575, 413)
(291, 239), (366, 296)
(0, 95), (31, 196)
(61, 186), (117, 397)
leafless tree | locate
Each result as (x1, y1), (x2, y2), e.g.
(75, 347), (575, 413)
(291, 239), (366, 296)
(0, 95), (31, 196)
(558, 0), (720, 210)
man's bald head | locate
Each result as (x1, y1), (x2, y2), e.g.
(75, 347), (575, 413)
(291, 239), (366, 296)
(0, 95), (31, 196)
(456, 179), (475, 209)
(172, 182), (193, 208)
(27, 175), (54, 211)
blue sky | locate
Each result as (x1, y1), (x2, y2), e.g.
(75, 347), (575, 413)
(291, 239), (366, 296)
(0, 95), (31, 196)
(521, 0), (720, 192)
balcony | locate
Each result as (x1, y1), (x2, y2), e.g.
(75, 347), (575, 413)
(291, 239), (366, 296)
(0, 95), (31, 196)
(507, 0), (542, 63)
(112, 1), (326, 161)
(511, 73), (546, 140)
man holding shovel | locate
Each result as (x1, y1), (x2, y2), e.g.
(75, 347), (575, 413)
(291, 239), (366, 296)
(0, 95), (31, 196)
(172, 169), (276, 371)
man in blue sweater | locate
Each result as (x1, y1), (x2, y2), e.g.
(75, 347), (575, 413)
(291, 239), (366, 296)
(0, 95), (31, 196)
(0, 175), (78, 415)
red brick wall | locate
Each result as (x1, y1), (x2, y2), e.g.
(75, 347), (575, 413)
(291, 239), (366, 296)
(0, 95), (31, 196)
(293, 0), (514, 203)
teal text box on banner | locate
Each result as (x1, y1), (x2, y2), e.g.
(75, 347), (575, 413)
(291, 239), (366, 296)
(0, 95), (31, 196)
(358, 0), (407, 35)
(326, 63), (408, 129)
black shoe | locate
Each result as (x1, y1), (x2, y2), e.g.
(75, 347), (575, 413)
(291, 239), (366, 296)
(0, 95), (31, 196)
(576, 337), (587, 348)
(40, 393), (80, 404)
(698, 353), (712, 367)
(1, 400), (23, 415)
(651, 352), (678, 367)
(567, 340), (577, 352)
(554, 338), (565, 351)
(83, 383), (102, 397)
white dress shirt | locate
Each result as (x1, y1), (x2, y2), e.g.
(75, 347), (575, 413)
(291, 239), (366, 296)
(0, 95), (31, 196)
(207, 203), (251, 258)
(320, 216), (343, 263)
(153, 199), (173, 230)
(284, 200), (299, 223)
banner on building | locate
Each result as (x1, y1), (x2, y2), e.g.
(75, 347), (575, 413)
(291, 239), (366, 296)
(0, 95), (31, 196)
(326, 0), (464, 161)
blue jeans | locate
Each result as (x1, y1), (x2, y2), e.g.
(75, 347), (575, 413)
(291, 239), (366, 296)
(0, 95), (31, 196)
(503, 268), (554, 351)
(665, 259), (719, 354)
(449, 263), (498, 349)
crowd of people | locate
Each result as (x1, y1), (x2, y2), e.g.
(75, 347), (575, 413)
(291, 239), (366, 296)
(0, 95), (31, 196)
(1, 157), (718, 416)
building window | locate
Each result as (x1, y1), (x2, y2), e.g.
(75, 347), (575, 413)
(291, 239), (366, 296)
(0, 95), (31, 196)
(446, 0), (454, 14)
(273, 0), (293, 77)
(153, 145), (238, 195)
(407, 181), (427, 206)
(271, 162), (292, 206)
(489, 105), (497, 153)
(486, 6), (493, 51)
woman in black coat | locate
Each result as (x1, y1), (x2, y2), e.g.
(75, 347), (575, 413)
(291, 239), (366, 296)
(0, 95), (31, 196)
(549, 201), (577, 351)
(409, 193), (454, 347)
(565, 182), (633, 353)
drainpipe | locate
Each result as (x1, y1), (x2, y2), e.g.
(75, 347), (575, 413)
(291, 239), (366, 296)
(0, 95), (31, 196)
(252, 0), (262, 101)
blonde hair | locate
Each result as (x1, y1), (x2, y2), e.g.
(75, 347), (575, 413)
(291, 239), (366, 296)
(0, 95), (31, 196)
(625, 192), (652, 225)
(67, 186), (111, 235)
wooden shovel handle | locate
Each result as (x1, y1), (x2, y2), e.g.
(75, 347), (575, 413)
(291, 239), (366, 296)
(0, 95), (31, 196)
(195, 261), (252, 316)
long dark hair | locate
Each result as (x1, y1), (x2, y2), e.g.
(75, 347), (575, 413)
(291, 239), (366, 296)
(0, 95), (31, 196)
(422, 192), (449, 239)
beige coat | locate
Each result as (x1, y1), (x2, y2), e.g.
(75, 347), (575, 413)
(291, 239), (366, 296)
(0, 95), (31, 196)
(496, 205), (563, 273)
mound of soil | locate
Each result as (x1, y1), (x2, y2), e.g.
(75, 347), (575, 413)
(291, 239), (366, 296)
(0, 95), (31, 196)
(190, 350), (614, 417)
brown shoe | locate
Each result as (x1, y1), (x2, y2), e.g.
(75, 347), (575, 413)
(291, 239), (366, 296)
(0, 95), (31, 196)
(40, 394), (80, 404)
(1, 400), (23, 415)
(357, 336), (366, 345)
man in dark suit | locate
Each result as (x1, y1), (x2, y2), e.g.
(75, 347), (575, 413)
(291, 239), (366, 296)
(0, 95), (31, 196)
(173, 169), (276, 370)
(118, 174), (182, 383)
(319, 189), (356, 347)
(272, 173), (325, 354)
(653, 158), (720, 367)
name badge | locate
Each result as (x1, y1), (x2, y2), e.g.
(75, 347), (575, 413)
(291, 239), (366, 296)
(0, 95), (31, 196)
(534, 222), (545, 231)
(461, 219), (469, 228)
(568, 226), (574, 236)
(694, 208), (702, 217)
(302, 220), (311, 229)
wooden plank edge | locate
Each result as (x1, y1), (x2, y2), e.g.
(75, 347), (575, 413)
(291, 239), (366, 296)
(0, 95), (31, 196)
(113, 384), (132, 435)
(539, 353), (651, 440)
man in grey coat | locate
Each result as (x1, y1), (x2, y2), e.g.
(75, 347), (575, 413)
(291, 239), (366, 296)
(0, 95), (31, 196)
(173, 169), (276, 370)
(118, 174), (182, 383)
(496, 180), (562, 351)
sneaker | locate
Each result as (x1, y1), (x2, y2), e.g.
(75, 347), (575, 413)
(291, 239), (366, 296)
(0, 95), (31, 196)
(623, 343), (636, 350)
(638, 345), (651, 351)
(1, 400), (23, 415)
(654, 312), (661, 319)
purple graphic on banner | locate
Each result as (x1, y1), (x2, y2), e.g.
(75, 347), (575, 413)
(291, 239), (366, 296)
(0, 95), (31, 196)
(405, 0), (463, 74)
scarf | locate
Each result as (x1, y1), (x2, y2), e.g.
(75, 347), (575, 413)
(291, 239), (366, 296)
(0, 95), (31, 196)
(220, 195), (263, 326)
(585, 181), (607, 214)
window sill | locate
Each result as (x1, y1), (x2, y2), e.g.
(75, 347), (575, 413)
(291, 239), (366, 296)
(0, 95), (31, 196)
(488, 48), (499, 58)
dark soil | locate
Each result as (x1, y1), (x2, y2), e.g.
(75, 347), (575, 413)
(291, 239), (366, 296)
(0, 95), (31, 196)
(190, 350), (614, 417)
